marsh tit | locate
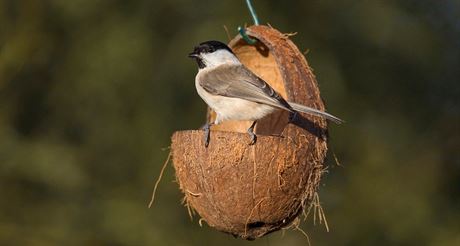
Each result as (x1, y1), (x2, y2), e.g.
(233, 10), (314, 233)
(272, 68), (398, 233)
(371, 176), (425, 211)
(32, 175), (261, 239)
(189, 40), (342, 147)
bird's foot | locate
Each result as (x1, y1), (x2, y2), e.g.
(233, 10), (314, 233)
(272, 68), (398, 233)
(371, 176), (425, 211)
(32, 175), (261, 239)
(247, 121), (257, 145)
(248, 132), (257, 145)
(202, 123), (213, 148)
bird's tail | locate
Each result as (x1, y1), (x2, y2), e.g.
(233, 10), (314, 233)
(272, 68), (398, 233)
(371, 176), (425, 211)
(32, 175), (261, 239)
(288, 102), (344, 124)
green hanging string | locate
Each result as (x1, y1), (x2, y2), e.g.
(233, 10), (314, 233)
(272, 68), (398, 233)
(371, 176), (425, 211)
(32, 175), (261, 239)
(238, 0), (259, 44)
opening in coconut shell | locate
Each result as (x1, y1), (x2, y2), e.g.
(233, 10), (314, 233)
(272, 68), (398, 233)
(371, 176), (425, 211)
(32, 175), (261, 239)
(171, 25), (328, 240)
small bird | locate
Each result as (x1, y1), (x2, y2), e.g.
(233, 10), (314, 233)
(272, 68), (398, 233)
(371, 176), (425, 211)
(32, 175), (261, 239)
(188, 40), (342, 147)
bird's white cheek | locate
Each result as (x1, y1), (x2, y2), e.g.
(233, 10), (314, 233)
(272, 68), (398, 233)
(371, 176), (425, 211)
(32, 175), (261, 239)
(200, 50), (241, 68)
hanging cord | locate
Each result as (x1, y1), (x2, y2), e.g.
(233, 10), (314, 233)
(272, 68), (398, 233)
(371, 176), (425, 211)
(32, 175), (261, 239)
(238, 0), (259, 44)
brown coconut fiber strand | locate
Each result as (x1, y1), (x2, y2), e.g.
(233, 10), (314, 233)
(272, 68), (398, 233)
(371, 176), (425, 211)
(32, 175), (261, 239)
(148, 151), (171, 208)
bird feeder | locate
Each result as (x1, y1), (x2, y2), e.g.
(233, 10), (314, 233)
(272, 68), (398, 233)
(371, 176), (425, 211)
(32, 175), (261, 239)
(171, 25), (329, 240)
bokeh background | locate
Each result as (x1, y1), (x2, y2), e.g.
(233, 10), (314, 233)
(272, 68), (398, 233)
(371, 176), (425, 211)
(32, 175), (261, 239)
(1, 0), (459, 245)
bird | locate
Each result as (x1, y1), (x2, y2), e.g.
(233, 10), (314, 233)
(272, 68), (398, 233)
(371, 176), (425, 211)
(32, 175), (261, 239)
(188, 40), (342, 147)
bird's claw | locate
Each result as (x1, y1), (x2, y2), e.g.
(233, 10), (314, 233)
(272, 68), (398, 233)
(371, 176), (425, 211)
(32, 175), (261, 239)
(248, 133), (257, 145)
(247, 121), (257, 145)
(202, 123), (212, 148)
(204, 129), (210, 148)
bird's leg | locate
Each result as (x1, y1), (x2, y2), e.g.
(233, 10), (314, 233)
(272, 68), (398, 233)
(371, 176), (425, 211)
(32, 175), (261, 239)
(202, 122), (214, 147)
(247, 121), (257, 145)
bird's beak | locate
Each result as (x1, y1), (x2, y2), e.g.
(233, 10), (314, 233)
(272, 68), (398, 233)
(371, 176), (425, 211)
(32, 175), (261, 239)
(188, 52), (199, 58)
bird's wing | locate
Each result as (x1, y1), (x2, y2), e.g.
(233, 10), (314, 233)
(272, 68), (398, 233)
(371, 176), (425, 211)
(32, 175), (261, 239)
(199, 64), (293, 111)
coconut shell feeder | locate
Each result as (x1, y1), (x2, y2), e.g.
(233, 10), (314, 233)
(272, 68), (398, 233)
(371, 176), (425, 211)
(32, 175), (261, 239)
(170, 24), (332, 240)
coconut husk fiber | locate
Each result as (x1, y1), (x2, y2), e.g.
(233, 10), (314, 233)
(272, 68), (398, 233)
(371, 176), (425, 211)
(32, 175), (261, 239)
(171, 25), (329, 240)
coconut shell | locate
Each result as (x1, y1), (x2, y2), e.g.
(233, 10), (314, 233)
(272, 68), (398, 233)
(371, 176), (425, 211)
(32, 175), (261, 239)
(171, 25), (328, 240)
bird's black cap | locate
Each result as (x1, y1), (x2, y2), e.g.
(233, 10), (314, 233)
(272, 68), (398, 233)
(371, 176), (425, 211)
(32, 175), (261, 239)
(188, 40), (234, 58)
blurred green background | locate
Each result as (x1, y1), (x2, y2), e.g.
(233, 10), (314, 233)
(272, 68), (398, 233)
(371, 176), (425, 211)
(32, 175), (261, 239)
(1, 0), (459, 245)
